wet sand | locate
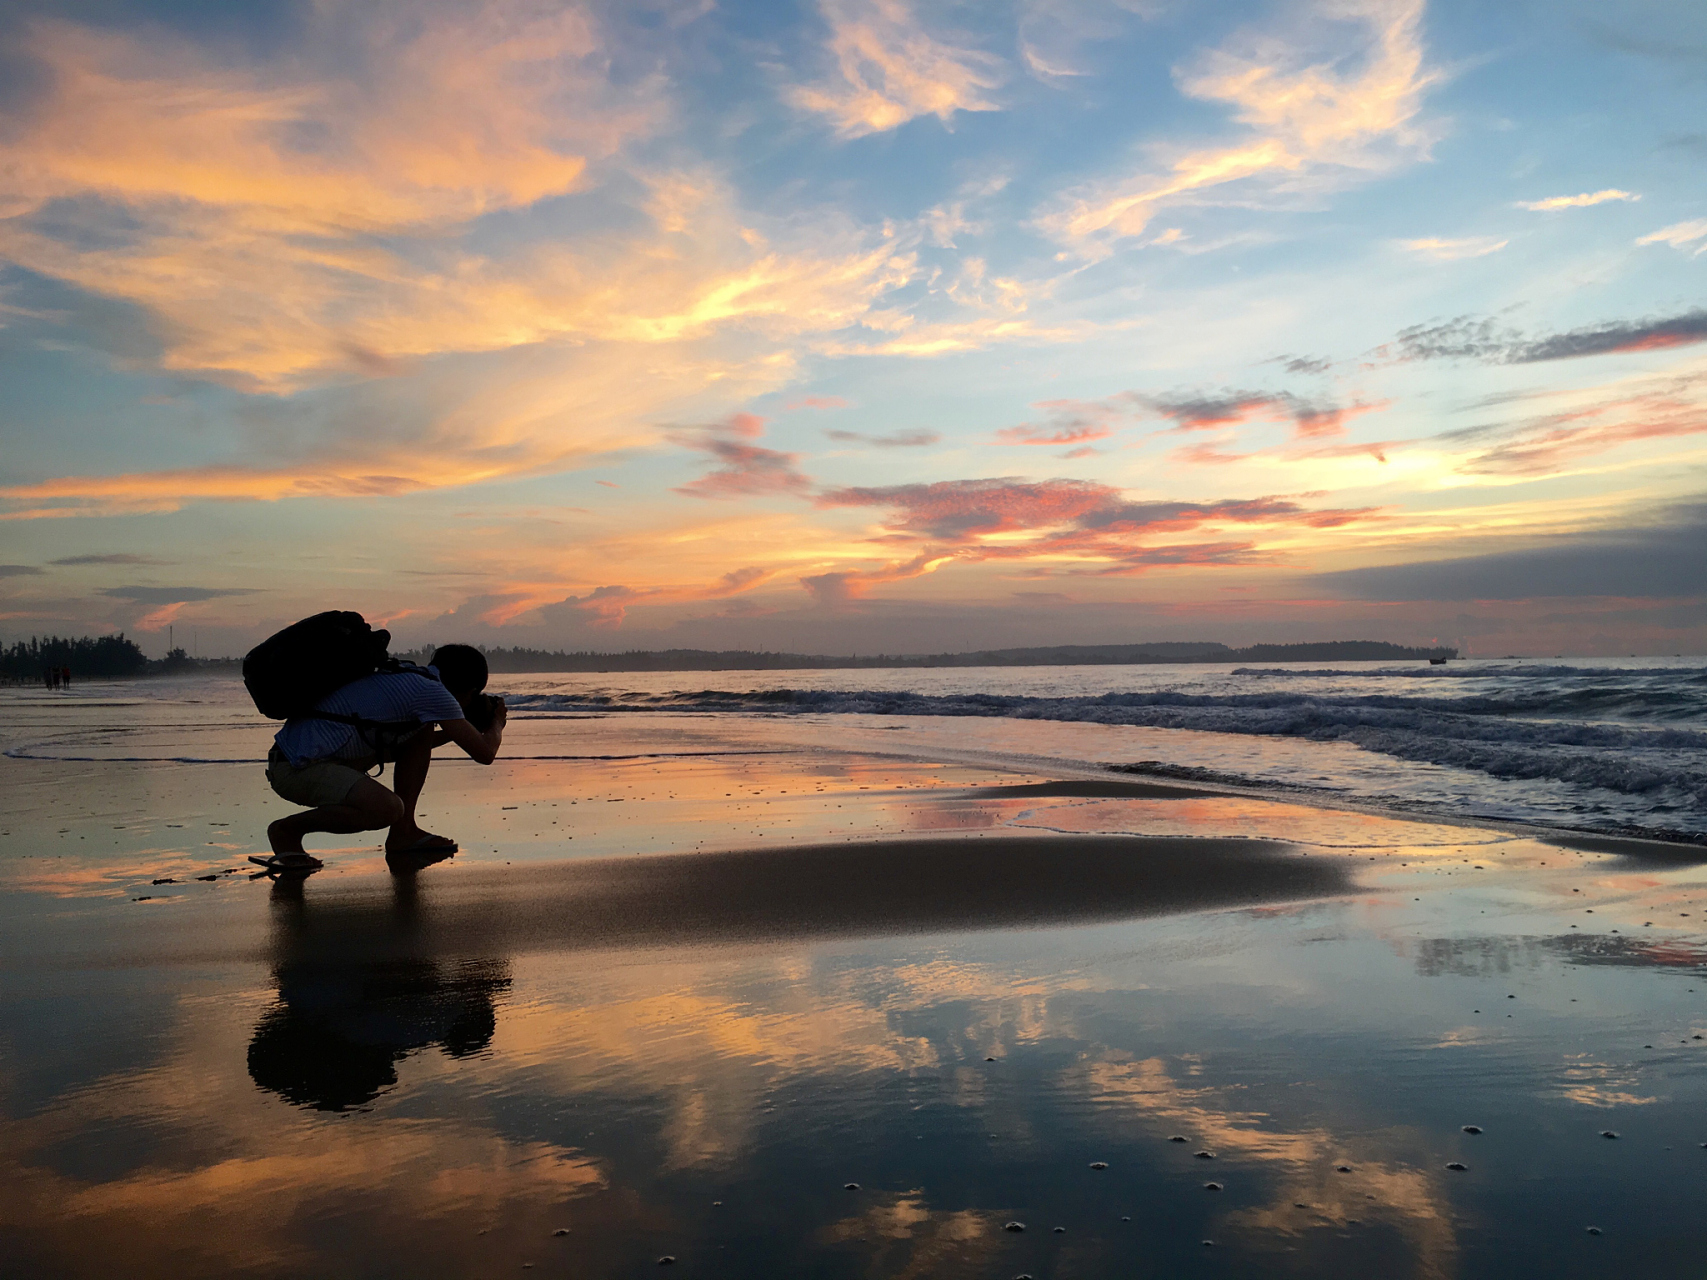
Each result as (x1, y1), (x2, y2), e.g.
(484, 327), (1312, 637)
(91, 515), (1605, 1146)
(3, 687), (1707, 1277)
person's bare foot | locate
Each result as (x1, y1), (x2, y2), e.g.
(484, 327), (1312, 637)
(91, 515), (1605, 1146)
(385, 827), (458, 855)
(267, 819), (319, 860)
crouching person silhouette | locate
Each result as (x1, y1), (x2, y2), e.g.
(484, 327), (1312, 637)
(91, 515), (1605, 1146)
(257, 644), (506, 871)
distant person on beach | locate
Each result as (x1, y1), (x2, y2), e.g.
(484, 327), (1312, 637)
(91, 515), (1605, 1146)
(60, 665), (70, 690)
(259, 644), (506, 871)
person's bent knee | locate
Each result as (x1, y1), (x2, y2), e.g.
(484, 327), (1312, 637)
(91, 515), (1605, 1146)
(342, 778), (405, 829)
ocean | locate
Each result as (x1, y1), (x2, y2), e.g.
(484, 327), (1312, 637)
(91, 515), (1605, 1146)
(8, 657), (1704, 844)
(497, 657), (1707, 843)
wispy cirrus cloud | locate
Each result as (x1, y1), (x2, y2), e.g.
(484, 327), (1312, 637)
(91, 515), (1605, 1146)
(1040, 0), (1441, 253)
(1636, 219), (1707, 255)
(786, 0), (1002, 138)
(800, 551), (957, 605)
(1516, 189), (1639, 211)
(1399, 236), (1507, 260)
(1441, 385), (1707, 477)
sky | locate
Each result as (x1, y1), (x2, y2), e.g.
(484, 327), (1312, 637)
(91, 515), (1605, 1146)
(1, 0), (1705, 659)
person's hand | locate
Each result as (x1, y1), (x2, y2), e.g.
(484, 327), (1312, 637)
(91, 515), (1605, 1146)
(491, 696), (507, 728)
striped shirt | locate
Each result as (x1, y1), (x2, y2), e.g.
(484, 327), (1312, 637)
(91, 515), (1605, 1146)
(273, 669), (465, 765)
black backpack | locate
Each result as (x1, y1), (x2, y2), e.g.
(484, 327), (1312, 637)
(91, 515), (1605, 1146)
(243, 611), (393, 720)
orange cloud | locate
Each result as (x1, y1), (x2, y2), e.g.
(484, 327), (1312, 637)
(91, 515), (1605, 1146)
(1040, 0), (1439, 252)
(136, 600), (190, 631)
(799, 551), (958, 605)
(1453, 392), (1707, 477)
(1400, 236), (1507, 260)
(787, 0), (1002, 138)
(538, 565), (781, 629)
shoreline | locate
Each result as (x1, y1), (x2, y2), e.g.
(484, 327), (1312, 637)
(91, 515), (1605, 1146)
(7, 691), (1707, 1277)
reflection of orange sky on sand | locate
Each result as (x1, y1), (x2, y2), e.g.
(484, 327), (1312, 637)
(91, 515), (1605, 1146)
(490, 954), (946, 1170)
(1073, 1054), (1459, 1279)
(0, 990), (607, 1276)
(1552, 1053), (1657, 1110)
(998, 793), (1511, 849)
(462, 945), (1115, 1173)
(822, 1194), (994, 1278)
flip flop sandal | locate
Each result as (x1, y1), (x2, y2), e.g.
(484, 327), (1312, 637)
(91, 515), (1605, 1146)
(248, 854), (324, 871)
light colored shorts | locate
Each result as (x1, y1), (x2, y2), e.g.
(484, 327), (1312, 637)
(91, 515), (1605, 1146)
(266, 748), (372, 808)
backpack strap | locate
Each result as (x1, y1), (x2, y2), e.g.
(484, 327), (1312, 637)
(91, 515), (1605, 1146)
(298, 664), (450, 776)
(297, 711), (431, 778)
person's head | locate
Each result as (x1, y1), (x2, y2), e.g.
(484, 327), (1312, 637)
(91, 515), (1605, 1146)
(429, 644), (488, 705)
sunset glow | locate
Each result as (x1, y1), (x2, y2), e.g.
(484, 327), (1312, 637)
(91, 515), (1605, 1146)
(3, 0), (1704, 656)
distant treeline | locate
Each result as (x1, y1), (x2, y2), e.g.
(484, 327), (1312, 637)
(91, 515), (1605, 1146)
(396, 639), (1457, 673)
(0, 636), (246, 682)
(1, 633), (148, 679)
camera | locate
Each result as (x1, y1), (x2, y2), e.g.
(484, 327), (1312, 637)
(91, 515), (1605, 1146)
(465, 692), (502, 731)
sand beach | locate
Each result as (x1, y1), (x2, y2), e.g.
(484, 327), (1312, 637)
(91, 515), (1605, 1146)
(3, 672), (1706, 1279)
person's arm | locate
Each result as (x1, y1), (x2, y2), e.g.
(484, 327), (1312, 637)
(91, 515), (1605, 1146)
(440, 700), (506, 764)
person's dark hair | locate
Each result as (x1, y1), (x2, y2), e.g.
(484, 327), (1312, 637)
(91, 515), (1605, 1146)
(429, 644), (488, 695)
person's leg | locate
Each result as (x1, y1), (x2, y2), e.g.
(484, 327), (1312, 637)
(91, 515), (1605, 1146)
(267, 776), (403, 865)
(384, 729), (457, 853)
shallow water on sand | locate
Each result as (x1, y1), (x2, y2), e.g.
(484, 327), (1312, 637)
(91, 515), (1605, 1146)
(3, 684), (1707, 1278)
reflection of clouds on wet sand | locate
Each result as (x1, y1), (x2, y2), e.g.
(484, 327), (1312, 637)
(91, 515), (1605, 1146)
(0, 988), (606, 1277)
(1553, 1054), (1658, 1109)
(822, 1193), (993, 1279)
(1070, 1053), (1459, 1279)
(495, 968), (942, 1171)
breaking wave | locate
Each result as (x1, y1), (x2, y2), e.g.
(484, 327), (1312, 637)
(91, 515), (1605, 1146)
(502, 680), (1707, 814)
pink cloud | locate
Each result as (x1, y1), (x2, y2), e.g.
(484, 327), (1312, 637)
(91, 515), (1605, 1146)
(824, 428), (940, 448)
(787, 395), (851, 410)
(994, 422), (1113, 445)
(994, 392), (1139, 446)
(817, 477), (1118, 539)
(799, 552), (956, 606)
(1455, 393), (1707, 476)
(672, 413), (813, 499)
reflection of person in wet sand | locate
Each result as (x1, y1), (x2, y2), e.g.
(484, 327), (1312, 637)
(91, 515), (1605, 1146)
(248, 952), (510, 1110)
(249, 859), (511, 1110)
(257, 644), (505, 871)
